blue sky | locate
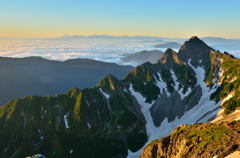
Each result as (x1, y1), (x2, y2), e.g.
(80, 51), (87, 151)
(0, 0), (240, 38)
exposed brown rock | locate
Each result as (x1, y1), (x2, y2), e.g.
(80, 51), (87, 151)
(140, 121), (240, 158)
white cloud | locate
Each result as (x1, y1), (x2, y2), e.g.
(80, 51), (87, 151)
(0, 38), (156, 65)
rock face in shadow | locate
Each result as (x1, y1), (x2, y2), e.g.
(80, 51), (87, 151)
(178, 36), (212, 70)
(140, 121), (240, 158)
(150, 85), (202, 126)
(158, 48), (184, 66)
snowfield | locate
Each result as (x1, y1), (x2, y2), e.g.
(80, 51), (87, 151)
(127, 60), (221, 158)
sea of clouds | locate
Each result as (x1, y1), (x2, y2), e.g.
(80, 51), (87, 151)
(0, 37), (239, 66)
(0, 38), (161, 65)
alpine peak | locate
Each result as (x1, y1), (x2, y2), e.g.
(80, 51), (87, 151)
(158, 48), (183, 65)
(97, 74), (122, 91)
(178, 36), (212, 69)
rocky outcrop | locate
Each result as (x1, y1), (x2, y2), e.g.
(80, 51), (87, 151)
(140, 121), (240, 158)
(150, 85), (202, 126)
(178, 36), (213, 71)
(158, 48), (184, 66)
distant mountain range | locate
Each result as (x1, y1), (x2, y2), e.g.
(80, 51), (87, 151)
(2, 35), (240, 44)
(59, 35), (240, 42)
(202, 37), (240, 43)
(154, 42), (181, 49)
(0, 37), (239, 158)
(0, 57), (132, 105)
(59, 35), (165, 41)
(121, 50), (163, 65)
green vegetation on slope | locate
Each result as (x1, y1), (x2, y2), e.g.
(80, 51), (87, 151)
(212, 54), (240, 114)
(0, 75), (147, 158)
(172, 63), (196, 93)
(124, 63), (160, 103)
(186, 124), (227, 150)
(140, 121), (240, 158)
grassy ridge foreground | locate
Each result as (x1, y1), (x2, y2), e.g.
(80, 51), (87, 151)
(140, 121), (240, 158)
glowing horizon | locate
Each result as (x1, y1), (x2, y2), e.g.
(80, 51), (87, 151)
(1, 0), (240, 39)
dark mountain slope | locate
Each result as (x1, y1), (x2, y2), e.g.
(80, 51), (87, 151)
(0, 57), (132, 105)
(0, 75), (146, 158)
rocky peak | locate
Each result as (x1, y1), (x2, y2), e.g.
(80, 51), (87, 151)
(158, 48), (184, 66)
(186, 36), (208, 46)
(189, 36), (204, 42)
(178, 36), (212, 69)
(97, 74), (122, 91)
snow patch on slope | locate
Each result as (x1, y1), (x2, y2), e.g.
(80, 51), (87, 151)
(128, 84), (156, 157)
(222, 93), (234, 104)
(99, 88), (110, 99)
(87, 123), (91, 129)
(154, 72), (170, 97)
(211, 93), (234, 123)
(69, 149), (74, 154)
(129, 84), (155, 138)
(99, 88), (112, 112)
(64, 113), (70, 129)
(38, 129), (43, 140)
(26, 154), (46, 158)
(170, 70), (191, 100)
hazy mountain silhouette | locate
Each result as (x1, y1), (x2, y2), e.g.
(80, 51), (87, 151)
(0, 56), (132, 105)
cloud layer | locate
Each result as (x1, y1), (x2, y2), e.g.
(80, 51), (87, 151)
(0, 38), (159, 65)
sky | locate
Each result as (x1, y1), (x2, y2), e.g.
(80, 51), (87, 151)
(1, 0), (240, 38)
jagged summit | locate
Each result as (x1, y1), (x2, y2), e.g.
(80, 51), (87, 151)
(178, 36), (213, 69)
(100, 74), (119, 82)
(165, 48), (176, 54)
(180, 36), (209, 51)
(189, 35), (201, 40)
(158, 48), (184, 66)
(97, 74), (122, 91)
(155, 36), (213, 69)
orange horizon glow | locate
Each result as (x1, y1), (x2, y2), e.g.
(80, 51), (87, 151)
(1, 1), (240, 39)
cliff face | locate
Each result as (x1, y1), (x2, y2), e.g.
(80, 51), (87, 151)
(140, 121), (240, 158)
